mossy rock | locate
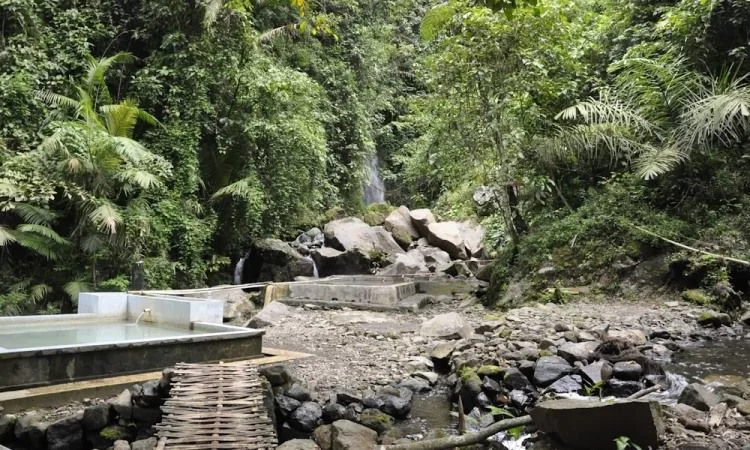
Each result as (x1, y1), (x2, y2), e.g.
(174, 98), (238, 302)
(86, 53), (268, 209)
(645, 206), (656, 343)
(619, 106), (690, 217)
(323, 207), (347, 223)
(682, 289), (712, 305)
(390, 228), (413, 248)
(99, 425), (136, 442)
(477, 365), (505, 377)
(359, 408), (395, 434)
(363, 211), (388, 226)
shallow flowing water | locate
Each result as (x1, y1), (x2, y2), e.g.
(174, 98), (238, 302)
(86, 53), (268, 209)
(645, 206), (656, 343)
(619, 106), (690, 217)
(666, 337), (750, 384)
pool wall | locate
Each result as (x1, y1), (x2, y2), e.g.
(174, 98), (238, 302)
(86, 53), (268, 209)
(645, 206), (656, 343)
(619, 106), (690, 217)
(78, 292), (224, 327)
(0, 293), (262, 391)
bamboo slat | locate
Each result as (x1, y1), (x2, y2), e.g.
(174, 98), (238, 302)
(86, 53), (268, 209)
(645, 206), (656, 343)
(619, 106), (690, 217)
(155, 362), (277, 449)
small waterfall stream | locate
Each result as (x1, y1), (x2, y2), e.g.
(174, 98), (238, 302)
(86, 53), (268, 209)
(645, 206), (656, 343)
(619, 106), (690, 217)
(234, 256), (246, 285)
(304, 255), (320, 278)
(364, 154), (385, 205)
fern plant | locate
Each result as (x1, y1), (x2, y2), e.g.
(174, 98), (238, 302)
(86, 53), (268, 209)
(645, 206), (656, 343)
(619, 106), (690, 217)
(553, 47), (750, 180)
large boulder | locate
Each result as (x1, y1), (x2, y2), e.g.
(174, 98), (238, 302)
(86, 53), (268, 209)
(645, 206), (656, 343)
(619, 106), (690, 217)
(47, 413), (83, 450)
(245, 301), (293, 328)
(426, 222), (468, 259)
(331, 420), (377, 450)
(417, 246), (451, 270)
(678, 383), (721, 412)
(242, 239), (314, 283)
(323, 218), (403, 255)
(384, 206), (420, 248)
(531, 399), (664, 449)
(458, 221), (485, 257)
(311, 247), (372, 277)
(420, 313), (472, 340)
(409, 209), (436, 238)
(379, 250), (429, 276)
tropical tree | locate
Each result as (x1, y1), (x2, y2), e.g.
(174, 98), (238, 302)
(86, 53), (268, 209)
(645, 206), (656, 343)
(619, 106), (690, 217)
(0, 51), (169, 309)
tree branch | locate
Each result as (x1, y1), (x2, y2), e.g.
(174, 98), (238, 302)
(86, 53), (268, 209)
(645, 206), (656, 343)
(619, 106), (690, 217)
(379, 415), (533, 450)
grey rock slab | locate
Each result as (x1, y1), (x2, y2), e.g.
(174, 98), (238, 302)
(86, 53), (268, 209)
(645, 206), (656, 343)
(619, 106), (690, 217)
(557, 341), (600, 364)
(246, 301), (293, 328)
(331, 420), (378, 450)
(108, 389), (133, 421)
(426, 222), (468, 259)
(0, 414), (17, 442)
(545, 375), (583, 394)
(409, 209), (436, 238)
(533, 356), (573, 387)
(531, 399), (664, 450)
(678, 383), (721, 412)
(420, 313), (472, 340)
(82, 403), (111, 431)
(384, 206), (419, 239)
(613, 361), (643, 381)
(277, 439), (322, 450)
(113, 441), (131, 450)
(324, 218), (403, 254)
(131, 437), (158, 450)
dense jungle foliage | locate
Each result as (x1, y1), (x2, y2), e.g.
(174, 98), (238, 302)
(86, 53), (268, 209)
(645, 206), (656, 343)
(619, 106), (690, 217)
(1, 0), (750, 314)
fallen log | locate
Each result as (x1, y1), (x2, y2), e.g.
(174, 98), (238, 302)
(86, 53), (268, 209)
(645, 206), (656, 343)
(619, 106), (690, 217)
(379, 415), (532, 450)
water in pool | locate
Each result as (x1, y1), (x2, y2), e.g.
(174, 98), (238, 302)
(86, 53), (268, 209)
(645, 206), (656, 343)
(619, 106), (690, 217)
(0, 321), (204, 351)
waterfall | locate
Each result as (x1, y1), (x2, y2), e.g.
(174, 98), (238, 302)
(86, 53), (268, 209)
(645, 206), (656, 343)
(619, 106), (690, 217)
(304, 255), (320, 278)
(233, 256), (246, 285)
(363, 154), (385, 205)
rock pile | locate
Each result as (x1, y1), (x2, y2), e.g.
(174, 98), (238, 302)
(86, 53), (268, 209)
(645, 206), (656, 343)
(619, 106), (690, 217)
(236, 206), (489, 283)
(259, 365), (418, 448)
(0, 371), (173, 450)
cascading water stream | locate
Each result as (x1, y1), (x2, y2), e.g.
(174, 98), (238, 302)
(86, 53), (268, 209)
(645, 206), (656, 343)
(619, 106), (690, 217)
(304, 255), (320, 278)
(363, 154), (385, 205)
(234, 256), (246, 285)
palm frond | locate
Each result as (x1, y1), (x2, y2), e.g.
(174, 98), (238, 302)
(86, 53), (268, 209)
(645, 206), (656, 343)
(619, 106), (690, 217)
(116, 169), (161, 193)
(256, 24), (298, 43)
(16, 224), (69, 245)
(0, 225), (17, 246)
(211, 176), (265, 202)
(79, 234), (104, 254)
(89, 202), (122, 235)
(634, 142), (688, 180)
(100, 102), (140, 138)
(12, 232), (63, 260)
(13, 203), (57, 225)
(679, 82), (750, 149)
(111, 136), (150, 162)
(33, 90), (80, 109)
(63, 280), (90, 301)
(29, 284), (52, 303)
(555, 94), (659, 137)
(84, 52), (133, 93)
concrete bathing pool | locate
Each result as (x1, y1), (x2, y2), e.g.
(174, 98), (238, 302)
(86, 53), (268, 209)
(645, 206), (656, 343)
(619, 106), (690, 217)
(0, 292), (264, 391)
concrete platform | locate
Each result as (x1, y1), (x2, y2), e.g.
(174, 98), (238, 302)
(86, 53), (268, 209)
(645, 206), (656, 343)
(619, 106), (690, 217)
(287, 276), (416, 306)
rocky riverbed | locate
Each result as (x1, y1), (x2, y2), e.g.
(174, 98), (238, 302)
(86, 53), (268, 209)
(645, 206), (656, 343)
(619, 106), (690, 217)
(261, 295), (750, 449)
